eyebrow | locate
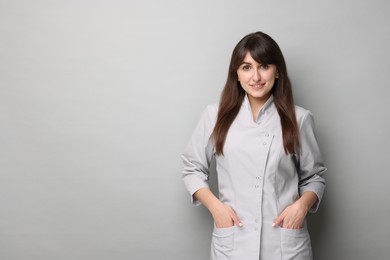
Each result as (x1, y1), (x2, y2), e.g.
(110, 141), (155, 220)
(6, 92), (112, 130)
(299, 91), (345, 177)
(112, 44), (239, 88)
(240, 61), (264, 66)
(240, 60), (268, 66)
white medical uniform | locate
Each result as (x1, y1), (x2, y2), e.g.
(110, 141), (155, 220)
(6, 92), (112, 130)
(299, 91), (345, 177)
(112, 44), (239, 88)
(182, 95), (326, 260)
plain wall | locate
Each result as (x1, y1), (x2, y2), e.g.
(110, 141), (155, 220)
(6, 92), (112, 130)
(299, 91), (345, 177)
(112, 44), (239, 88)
(1, 0), (389, 259)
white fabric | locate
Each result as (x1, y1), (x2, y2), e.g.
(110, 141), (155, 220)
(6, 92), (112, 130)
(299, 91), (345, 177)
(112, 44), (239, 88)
(182, 95), (326, 260)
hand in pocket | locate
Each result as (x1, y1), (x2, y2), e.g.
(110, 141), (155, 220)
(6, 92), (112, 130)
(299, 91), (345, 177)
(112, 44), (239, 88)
(211, 203), (242, 228)
(273, 200), (308, 229)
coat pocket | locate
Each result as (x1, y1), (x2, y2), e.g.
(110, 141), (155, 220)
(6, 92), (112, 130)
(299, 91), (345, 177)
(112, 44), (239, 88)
(280, 227), (312, 260)
(210, 225), (235, 260)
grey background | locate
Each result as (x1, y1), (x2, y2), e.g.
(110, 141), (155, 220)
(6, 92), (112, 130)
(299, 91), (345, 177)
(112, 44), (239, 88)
(1, 0), (389, 259)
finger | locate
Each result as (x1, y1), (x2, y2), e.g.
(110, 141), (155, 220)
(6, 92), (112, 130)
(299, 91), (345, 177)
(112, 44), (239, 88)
(272, 214), (284, 227)
(215, 219), (234, 228)
(282, 221), (289, 228)
(225, 206), (243, 227)
(282, 218), (302, 229)
(227, 208), (242, 227)
(231, 214), (243, 227)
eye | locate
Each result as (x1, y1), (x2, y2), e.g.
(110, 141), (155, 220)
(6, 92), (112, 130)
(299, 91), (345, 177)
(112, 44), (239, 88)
(242, 65), (251, 71)
(260, 64), (269, 70)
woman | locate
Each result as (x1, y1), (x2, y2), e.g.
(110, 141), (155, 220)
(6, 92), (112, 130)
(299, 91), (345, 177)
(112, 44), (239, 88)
(182, 31), (326, 260)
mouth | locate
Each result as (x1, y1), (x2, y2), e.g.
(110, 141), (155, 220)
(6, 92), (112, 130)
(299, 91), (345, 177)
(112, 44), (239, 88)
(250, 83), (265, 90)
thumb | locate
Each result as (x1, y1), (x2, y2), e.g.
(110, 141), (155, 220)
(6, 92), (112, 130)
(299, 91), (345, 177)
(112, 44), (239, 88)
(232, 214), (243, 227)
(272, 213), (284, 227)
(228, 210), (243, 227)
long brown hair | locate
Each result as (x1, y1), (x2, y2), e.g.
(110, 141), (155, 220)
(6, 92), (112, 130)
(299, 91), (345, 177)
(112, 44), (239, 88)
(211, 31), (300, 155)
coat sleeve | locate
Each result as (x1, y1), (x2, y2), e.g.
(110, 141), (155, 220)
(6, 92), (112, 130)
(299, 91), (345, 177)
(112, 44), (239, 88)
(297, 111), (327, 213)
(181, 105), (216, 206)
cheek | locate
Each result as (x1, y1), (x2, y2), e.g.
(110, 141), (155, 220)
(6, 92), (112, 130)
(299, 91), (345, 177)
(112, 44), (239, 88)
(265, 71), (277, 82)
(270, 77), (277, 85)
(237, 72), (244, 82)
(264, 75), (276, 87)
(237, 70), (252, 82)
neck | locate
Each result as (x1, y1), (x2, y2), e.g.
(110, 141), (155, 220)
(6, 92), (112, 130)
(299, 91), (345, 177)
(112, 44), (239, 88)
(247, 94), (271, 121)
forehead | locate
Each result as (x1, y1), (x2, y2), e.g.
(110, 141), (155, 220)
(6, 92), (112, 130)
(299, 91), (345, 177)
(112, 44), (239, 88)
(241, 52), (262, 64)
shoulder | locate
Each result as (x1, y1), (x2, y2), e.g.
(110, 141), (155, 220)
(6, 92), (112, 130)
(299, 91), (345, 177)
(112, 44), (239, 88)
(195, 102), (218, 129)
(294, 105), (314, 128)
(206, 102), (219, 113)
(203, 103), (219, 121)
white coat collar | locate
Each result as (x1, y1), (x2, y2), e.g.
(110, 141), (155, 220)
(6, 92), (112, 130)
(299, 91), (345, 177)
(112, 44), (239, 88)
(243, 94), (274, 114)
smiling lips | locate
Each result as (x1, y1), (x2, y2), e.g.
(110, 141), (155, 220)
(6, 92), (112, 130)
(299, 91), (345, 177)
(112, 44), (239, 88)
(250, 83), (265, 90)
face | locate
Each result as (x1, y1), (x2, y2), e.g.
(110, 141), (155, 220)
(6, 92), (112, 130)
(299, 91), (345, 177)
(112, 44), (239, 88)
(237, 52), (278, 106)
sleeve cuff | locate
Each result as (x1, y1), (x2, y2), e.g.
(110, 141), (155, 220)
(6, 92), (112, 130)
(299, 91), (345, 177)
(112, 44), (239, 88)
(183, 174), (210, 206)
(299, 181), (325, 213)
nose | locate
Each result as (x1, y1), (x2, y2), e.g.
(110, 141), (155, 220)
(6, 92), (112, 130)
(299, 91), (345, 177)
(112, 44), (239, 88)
(252, 69), (261, 82)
